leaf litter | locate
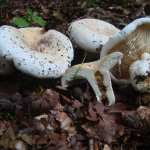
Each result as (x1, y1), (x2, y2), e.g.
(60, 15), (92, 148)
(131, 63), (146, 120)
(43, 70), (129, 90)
(1, 0), (150, 149)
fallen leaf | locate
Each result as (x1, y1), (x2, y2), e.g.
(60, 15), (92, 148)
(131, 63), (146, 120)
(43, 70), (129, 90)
(88, 102), (98, 121)
(0, 119), (6, 136)
(18, 133), (35, 146)
(137, 106), (150, 124)
(81, 122), (96, 137)
(36, 132), (48, 145)
(71, 100), (84, 109)
(1, 127), (16, 141)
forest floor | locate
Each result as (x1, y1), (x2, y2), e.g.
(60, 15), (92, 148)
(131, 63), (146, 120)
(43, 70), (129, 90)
(0, 0), (150, 150)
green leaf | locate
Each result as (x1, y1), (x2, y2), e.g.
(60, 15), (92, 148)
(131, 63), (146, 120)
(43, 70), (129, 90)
(0, 0), (7, 8)
(92, 3), (97, 7)
(10, 18), (30, 27)
(27, 16), (32, 22)
(32, 16), (47, 27)
(71, 53), (87, 85)
(27, 7), (33, 16)
(52, 10), (59, 15)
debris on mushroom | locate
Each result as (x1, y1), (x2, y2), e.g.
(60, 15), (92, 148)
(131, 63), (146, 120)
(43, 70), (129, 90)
(0, 25), (74, 78)
(61, 52), (123, 106)
(100, 18), (150, 92)
(67, 18), (120, 53)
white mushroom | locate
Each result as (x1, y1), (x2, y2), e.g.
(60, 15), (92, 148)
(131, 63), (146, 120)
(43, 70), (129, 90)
(0, 25), (74, 78)
(67, 18), (120, 53)
(100, 18), (150, 92)
(61, 52), (123, 106)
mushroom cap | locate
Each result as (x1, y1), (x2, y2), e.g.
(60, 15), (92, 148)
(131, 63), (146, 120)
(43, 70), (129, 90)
(67, 18), (120, 53)
(100, 17), (150, 84)
(0, 25), (74, 78)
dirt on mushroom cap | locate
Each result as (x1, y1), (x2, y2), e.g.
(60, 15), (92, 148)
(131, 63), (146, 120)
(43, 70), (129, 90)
(0, 25), (74, 78)
(67, 18), (120, 53)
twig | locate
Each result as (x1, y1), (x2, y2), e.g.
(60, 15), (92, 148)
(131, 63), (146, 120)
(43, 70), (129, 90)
(89, 137), (94, 150)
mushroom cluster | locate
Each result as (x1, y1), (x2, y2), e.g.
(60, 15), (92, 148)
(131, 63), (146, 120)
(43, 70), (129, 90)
(62, 18), (150, 106)
(0, 25), (74, 78)
(67, 18), (120, 53)
(61, 18), (122, 106)
(100, 17), (150, 92)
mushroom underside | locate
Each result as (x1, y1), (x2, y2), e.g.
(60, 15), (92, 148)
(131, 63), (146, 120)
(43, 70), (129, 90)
(61, 52), (123, 106)
(103, 23), (150, 82)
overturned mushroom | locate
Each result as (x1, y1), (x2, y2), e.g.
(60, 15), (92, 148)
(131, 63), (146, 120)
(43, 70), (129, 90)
(0, 25), (74, 78)
(61, 52), (123, 106)
(67, 18), (120, 53)
(100, 18), (150, 92)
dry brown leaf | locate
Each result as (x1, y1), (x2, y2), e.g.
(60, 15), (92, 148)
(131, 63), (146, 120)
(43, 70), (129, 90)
(1, 127), (16, 141)
(60, 94), (73, 104)
(18, 133), (35, 146)
(19, 127), (34, 135)
(119, 126), (125, 136)
(41, 99), (52, 112)
(36, 132), (48, 145)
(72, 100), (84, 109)
(42, 89), (59, 102)
(88, 102), (98, 121)
(123, 9), (131, 15)
(0, 127), (16, 149)
(48, 132), (61, 140)
(55, 111), (76, 134)
(96, 120), (114, 144)
(122, 110), (140, 129)
(0, 138), (16, 149)
(93, 100), (105, 116)
(0, 119), (6, 136)
(104, 102), (129, 113)
(137, 106), (150, 124)
(81, 122), (96, 137)
(83, 82), (92, 101)
(53, 102), (64, 111)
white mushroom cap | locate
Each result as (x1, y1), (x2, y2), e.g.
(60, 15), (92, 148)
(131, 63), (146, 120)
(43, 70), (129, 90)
(0, 25), (74, 78)
(67, 19), (120, 53)
(100, 18), (150, 92)
(61, 52), (123, 106)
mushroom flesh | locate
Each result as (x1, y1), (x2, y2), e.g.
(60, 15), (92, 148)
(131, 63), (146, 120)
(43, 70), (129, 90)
(61, 52), (123, 106)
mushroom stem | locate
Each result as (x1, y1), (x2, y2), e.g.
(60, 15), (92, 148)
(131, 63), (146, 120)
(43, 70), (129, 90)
(129, 53), (150, 92)
(110, 73), (130, 85)
(61, 52), (123, 106)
